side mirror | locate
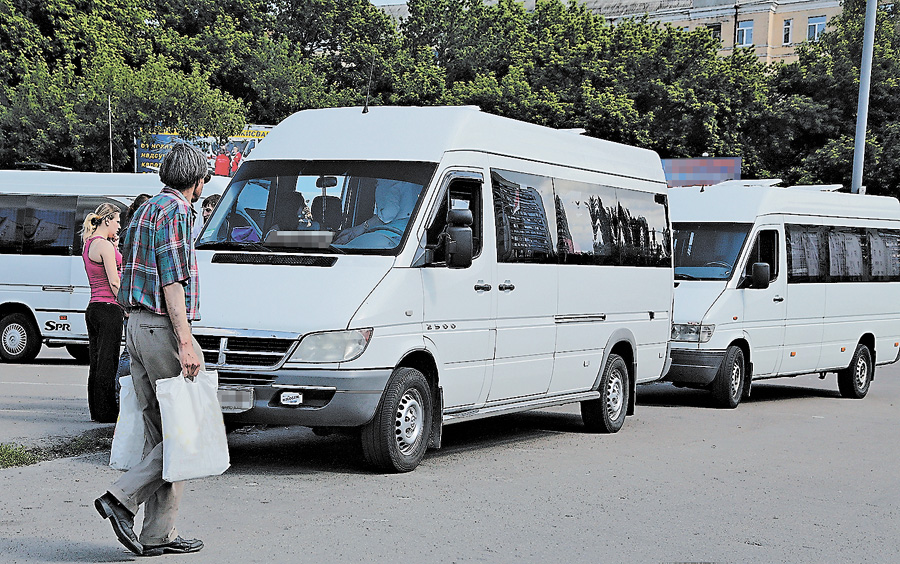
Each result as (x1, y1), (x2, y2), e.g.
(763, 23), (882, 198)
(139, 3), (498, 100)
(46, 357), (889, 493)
(446, 209), (473, 269)
(751, 262), (770, 290)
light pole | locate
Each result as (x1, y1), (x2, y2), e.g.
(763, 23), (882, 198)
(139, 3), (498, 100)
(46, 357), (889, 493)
(851, 0), (878, 194)
(108, 94), (113, 173)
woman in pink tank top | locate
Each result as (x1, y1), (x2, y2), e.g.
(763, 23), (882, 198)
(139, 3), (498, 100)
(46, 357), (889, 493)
(81, 203), (124, 423)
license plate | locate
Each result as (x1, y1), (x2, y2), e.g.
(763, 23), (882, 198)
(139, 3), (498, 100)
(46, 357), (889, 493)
(217, 387), (254, 413)
(280, 391), (303, 406)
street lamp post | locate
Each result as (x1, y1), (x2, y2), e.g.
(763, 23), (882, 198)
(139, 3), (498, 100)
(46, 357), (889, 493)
(851, 0), (878, 194)
(108, 94), (113, 173)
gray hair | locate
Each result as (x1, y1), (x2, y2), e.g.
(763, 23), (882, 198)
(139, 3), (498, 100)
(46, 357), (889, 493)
(159, 143), (207, 191)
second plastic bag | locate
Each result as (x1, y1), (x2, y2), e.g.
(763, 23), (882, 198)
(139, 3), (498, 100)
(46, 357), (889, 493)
(156, 369), (230, 482)
(109, 375), (144, 471)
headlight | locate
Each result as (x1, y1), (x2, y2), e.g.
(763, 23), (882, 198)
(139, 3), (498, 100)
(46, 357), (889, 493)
(671, 323), (715, 343)
(289, 328), (374, 363)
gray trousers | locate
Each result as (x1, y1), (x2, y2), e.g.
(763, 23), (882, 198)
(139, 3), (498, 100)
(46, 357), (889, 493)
(107, 309), (202, 545)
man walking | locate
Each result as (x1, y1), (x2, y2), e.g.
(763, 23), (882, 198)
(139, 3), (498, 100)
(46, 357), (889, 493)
(94, 143), (208, 556)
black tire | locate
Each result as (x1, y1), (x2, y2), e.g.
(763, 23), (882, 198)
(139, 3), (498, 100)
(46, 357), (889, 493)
(361, 367), (432, 473)
(66, 344), (91, 364)
(581, 353), (629, 433)
(712, 345), (745, 409)
(837, 343), (872, 399)
(0, 313), (41, 363)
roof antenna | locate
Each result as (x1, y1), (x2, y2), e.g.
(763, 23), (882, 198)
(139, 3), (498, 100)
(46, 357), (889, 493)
(362, 51), (376, 114)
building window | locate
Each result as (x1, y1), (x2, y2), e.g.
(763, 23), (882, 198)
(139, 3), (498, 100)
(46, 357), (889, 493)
(736, 20), (753, 47)
(705, 23), (722, 42)
(783, 19), (792, 45)
(807, 16), (826, 42)
(881, 3), (894, 15)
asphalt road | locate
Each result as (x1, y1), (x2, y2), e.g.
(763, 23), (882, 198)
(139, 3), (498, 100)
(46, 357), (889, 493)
(1, 347), (899, 563)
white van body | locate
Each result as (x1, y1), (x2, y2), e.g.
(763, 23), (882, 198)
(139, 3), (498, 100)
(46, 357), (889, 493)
(666, 180), (900, 407)
(0, 171), (225, 362)
(194, 106), (673, 471)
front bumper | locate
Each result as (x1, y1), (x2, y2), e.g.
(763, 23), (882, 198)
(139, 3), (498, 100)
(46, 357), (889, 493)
(219, 367), (392, 427)
(663, 348), (726, 385)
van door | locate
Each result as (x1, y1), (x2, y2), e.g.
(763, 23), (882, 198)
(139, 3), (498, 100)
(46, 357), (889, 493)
(421, 173), (494, 408)
(487, 169), (557, 401)
(740, 226), (786, 376)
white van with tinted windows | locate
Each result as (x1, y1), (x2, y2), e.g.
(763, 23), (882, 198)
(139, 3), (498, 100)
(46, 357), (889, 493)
(665, 180), (900, 407)
(195, 106), (673, 472)
(0, 171), (227, 363)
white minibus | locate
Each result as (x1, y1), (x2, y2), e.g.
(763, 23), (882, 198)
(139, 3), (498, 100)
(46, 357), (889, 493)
(194, 106), (674, 471)
(665, 180), (900, 407)
(0, 171), (227, 362)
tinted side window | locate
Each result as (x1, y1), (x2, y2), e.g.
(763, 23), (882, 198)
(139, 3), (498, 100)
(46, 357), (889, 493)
(0, 195), (27, 254)
(553, 178), (618, 265)
(492, 170), (556, 264)
(786, 224), (827, 283)
(828, 227), (868, 282)
(744, 229), (779, 281)
(21, 196), (77, 256)
(617, 189), (671, 268)
(868, 229), (900, 282)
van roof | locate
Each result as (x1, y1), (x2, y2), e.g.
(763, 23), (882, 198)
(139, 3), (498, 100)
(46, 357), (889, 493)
(669, 183), (900, 223)
(249, 106), (666, 184)
(0, 170), (228, 197)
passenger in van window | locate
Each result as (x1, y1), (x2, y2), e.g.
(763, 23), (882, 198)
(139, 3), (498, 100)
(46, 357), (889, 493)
(332, 179), (419, 247)
(95, 143), (206, 557)
(81, 203), (125, 424)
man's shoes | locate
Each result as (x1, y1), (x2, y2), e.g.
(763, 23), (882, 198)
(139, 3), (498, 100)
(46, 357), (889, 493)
(94, 493), (143, 555)
(142, 536), (204, 556)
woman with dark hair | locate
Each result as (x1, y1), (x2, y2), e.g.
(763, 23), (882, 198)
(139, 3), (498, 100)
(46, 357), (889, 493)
(81, 203), (125, 423)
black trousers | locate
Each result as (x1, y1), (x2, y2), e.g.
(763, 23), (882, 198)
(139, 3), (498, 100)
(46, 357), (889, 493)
(86, 301), (124, 422)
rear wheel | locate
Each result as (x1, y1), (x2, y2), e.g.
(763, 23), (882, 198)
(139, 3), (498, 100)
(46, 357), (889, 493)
(837, 343), (872, 399)
(361, 367), (432, 472)
(581, 353), (629, 433)
(712, 346), (744, 409)
(0, 313), (41, 363)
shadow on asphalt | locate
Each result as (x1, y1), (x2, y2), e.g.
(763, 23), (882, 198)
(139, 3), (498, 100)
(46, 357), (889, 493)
(0, 537), (136, 562)
(638, 381), (840, 408)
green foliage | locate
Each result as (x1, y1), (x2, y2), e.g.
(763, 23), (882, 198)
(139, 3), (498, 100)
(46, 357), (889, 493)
(0, 442), (38, 468)
(0, 0), (897, 195)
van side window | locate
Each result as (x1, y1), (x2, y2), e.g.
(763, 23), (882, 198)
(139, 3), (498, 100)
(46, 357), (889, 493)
(553, 178), (619, 265)
(425, 179), (482, 263)
(617, 189), (671, 268)
(0, 195), (27, 254)
(868, 229), (900, 281)
(786, 224), (828, 283)
(744, 229), (778, 281)
(827, 227), (867, 282)
(23, 196), (76, 256)
(492, 170), (556, 264)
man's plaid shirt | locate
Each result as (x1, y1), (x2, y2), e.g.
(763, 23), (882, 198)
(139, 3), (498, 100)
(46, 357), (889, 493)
(118, 187), (200, 321)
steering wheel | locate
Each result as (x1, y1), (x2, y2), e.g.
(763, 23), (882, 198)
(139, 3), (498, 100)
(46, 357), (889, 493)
(363, 223), (404, 236)
(704, 261), (732, 269)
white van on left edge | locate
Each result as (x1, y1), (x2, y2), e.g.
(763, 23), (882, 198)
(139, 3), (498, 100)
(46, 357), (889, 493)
(0, 170), (198, 362)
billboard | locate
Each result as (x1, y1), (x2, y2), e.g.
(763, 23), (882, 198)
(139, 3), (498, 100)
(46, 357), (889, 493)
(135, 125), (274, 175)
(662, 157), (741, 188)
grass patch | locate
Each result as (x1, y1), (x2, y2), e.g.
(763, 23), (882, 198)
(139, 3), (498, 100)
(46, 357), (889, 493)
(0, 426), (114, 469)
(0, 443), (40, 468)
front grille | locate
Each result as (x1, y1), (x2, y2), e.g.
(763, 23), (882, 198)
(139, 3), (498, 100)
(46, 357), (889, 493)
(196, 335), (295, 369)
(218, 371), (278, 386)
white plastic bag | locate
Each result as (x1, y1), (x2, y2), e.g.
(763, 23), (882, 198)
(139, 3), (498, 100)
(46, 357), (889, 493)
(157, 369), (230, 482)
(109, 376), (145, 471)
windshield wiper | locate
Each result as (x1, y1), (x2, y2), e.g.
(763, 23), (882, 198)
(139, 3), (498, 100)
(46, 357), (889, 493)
(674, 272), (698, 280)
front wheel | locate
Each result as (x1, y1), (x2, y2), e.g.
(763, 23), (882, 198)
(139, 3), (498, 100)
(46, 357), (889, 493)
(837, 344), (872, 399)
(581, 353), (629, 433)
(0, 313), (41, 363)
(712, 346), (745, 409)
(361, 367), (432, 472)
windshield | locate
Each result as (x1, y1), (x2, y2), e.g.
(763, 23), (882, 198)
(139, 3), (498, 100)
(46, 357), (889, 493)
(673, 222), (752, 280)
(196, 160), (436, 254)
